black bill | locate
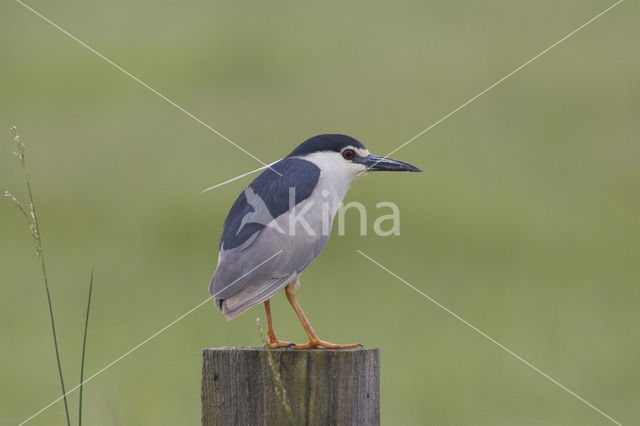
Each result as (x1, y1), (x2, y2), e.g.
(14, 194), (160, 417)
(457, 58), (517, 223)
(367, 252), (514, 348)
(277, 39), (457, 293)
(357, 155), (422, 172)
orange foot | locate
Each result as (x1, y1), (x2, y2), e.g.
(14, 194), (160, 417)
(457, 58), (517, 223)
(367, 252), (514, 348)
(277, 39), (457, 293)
(267, 339), (295, 349)
(291, 339), (362, 350)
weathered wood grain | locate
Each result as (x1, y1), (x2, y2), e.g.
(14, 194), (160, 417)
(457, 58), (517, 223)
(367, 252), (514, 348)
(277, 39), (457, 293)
(202, 346), (380, 426)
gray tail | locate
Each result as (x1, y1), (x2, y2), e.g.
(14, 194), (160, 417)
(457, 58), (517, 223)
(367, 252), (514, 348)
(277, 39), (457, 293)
(220, 274), (296, 320)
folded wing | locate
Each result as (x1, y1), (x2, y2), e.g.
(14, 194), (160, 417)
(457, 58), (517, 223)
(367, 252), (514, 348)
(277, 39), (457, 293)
(210, 158), (322, 318)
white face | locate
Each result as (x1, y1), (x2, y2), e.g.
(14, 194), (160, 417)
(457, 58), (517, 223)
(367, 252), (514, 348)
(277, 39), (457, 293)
(303, 145), (370, 177)
(300, 145), (371, 199)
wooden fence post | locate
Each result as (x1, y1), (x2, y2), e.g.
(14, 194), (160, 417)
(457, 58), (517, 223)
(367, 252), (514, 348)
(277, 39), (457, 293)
(202, 346), (380, 426)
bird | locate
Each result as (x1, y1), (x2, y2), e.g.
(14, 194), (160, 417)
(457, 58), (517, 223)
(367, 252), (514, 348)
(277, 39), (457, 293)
(209, 134), (421, 349)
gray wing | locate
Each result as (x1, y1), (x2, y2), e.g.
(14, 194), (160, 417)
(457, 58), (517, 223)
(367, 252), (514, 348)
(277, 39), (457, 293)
(209, 158), (325, 319)
(210, 210), (325, 319)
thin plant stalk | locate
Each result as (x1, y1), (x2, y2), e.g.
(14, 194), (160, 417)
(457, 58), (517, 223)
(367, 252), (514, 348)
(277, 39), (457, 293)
(256, 317), (295, 426)
(78, 264), (95, 426)
(5, 126), (71, 426)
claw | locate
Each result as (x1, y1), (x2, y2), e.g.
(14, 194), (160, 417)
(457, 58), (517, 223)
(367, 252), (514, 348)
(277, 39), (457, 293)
(291, 339), (360, 350)
(268, 340), (295, 349)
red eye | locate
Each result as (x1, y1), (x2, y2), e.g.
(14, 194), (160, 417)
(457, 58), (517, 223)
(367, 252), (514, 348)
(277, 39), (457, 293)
(342, 149), (355, 160)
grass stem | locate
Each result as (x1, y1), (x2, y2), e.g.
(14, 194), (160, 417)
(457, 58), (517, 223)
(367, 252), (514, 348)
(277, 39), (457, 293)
(256, 317), (295, 426)
(78, 264), (95, 426)
(6, 126), (71, 426)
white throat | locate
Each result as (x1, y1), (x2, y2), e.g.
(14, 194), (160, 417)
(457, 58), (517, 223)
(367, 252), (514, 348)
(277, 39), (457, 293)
(299, 151), (365, 204)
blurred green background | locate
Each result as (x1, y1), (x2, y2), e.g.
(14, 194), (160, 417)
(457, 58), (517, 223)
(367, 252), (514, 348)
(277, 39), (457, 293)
(1, 0), (638, 424)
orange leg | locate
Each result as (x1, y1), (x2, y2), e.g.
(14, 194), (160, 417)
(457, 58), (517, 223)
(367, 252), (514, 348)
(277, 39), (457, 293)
(264, 300), (294, 349)
(285, 281), (360, 349)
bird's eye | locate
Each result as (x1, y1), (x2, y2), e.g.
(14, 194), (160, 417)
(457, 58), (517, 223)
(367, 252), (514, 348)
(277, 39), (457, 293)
(342, 149), (355, 160)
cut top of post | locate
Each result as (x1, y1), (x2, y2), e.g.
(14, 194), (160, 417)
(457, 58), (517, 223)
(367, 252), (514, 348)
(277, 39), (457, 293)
(202, 346), (380, 426)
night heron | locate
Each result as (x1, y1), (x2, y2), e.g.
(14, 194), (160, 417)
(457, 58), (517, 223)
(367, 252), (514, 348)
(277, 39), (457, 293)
(209, 134), (421, 349)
